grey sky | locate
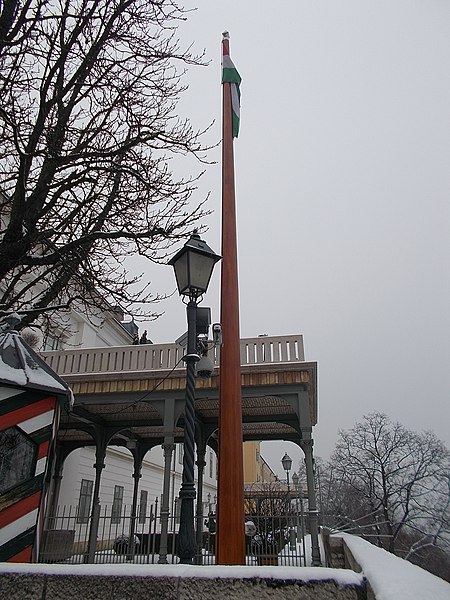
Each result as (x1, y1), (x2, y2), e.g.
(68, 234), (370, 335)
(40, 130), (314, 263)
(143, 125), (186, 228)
(142, 1), (450, 476)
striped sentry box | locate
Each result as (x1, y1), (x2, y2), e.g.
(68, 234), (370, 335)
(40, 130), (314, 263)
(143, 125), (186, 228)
(0, 325), (72, 562)
(0, 389), (60, 561)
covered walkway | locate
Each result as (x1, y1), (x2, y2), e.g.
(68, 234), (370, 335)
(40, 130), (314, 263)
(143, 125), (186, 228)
(42, 334), (320, 564)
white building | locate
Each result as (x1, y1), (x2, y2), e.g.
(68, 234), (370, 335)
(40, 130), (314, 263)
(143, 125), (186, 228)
(57, 443), (218, 536)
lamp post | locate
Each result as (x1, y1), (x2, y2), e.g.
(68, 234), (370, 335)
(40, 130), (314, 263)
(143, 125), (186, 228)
(292, 471), (300, 540)
(169, 232), (221, 564)
(292, 471), (307, 566)
(281, 452), (292, 494)
(281, 452), (293, 552)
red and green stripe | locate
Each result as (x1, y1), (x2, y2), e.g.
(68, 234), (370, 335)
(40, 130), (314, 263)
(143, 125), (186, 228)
(222, 37), (241, 138)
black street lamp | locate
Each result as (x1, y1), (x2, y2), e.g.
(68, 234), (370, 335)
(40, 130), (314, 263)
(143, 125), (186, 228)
(281, 452), (292, 493)
(292, 471), (307, 565)
(292, 471), (299, 505)
(169, 232), (221, 564)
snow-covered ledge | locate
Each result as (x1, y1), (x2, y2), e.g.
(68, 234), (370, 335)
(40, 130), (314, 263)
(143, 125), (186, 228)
(338, 533), (449, 600)
(2, 534), (448, 599)
(0, 563), (364, 600)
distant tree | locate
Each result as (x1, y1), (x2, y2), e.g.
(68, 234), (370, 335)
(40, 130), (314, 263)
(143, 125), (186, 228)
(324, 412), (449, 578)
(0, 0), (210, 329)
(320, 465), (387, 542)
(244, 481), (296, 553)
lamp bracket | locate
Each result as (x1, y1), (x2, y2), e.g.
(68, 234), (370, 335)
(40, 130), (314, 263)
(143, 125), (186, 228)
(182, 353), (200, 363)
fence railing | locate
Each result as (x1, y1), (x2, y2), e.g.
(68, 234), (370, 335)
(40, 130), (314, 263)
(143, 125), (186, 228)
(41, 335), (305, 377)
(39, 497), (307, 566)
(40, 499), (178, 565)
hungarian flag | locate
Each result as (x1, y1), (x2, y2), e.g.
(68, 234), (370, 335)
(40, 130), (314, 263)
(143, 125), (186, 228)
(222, 33), (241, 138)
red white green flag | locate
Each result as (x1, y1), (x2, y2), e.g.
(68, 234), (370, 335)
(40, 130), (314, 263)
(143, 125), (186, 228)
(222, 32), (241, 138)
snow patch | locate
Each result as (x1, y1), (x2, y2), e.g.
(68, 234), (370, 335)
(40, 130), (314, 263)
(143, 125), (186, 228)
(0, 562), (363, 587)
(341, 533), (450, 600)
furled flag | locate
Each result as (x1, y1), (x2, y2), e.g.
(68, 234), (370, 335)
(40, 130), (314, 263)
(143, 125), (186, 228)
(222, 32), (241, 138)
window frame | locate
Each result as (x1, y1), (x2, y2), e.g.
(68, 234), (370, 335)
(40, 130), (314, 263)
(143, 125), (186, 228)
(111, 484), (124, 524)
(138, 489), (148, 524)
(0, 426), (37, 494)
(77, 478), (94, 524)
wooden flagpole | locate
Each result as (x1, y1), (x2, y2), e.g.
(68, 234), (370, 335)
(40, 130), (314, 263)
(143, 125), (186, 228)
(216, 32), (245, 565)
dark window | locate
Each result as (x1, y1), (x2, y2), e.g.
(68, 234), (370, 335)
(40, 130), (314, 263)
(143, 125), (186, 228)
(77, 479), (93, 524)
(111, 485), (124, 524)
(138, 490), (148, 524)
(0, 427), (36, 493)
(43, 333), (60, 351)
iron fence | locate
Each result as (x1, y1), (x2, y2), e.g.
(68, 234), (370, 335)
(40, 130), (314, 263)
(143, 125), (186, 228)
(39, 498), (307, 566)
(40, 498), (177, 564)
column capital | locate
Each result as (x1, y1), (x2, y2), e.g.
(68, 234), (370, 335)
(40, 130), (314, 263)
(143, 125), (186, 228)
(162, 442), (176, 454)
(300, 439), (314, 451)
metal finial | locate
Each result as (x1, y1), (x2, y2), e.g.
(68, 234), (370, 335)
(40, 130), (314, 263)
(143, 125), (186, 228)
(0, 313), (22, 332)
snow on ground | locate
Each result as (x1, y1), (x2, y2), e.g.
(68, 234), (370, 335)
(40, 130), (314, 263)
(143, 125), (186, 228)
(1, 537), (357, 585)
(0, 561), (363, 588)
(1, 533), (448, 599)
(341, 533), (450, 600)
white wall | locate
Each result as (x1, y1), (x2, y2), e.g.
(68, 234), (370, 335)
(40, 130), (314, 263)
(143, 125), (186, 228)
(56, 443), (218, 536)
(66, 311), (134, 349)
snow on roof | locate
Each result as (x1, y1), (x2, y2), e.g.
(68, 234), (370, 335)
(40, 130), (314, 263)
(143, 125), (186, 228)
(0, 321), (73, 410)
(340, 533), (450, 600)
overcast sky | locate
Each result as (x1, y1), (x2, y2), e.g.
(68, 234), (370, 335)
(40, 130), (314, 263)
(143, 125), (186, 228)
(142, 1), (450, 478)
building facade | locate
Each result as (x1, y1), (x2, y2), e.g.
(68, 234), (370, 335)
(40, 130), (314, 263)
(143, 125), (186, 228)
(243, 441), (278, 485)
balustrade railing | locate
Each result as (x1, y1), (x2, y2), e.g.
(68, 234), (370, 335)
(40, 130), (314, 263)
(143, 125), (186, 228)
(41, 335), (304, 376)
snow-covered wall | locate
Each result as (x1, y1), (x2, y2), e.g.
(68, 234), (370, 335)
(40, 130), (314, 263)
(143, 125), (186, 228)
(340, 533), (450, 600)
(0, 564), (365, 599)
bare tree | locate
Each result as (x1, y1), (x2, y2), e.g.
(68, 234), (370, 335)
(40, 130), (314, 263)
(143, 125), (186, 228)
(0, 0), (49, 58)
(0, 0), (211, 329)
(244, 481), (297, 553)
(326, 412), (449, 572)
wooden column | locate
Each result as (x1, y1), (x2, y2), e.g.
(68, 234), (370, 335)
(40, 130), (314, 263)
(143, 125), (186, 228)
(216, 34), (245, 565)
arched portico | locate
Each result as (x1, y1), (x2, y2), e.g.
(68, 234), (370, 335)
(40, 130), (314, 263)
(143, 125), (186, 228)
(43, 335), (321, 565)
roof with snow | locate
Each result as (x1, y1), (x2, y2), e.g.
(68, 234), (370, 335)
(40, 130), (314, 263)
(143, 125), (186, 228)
(0, 315), (74, 410)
